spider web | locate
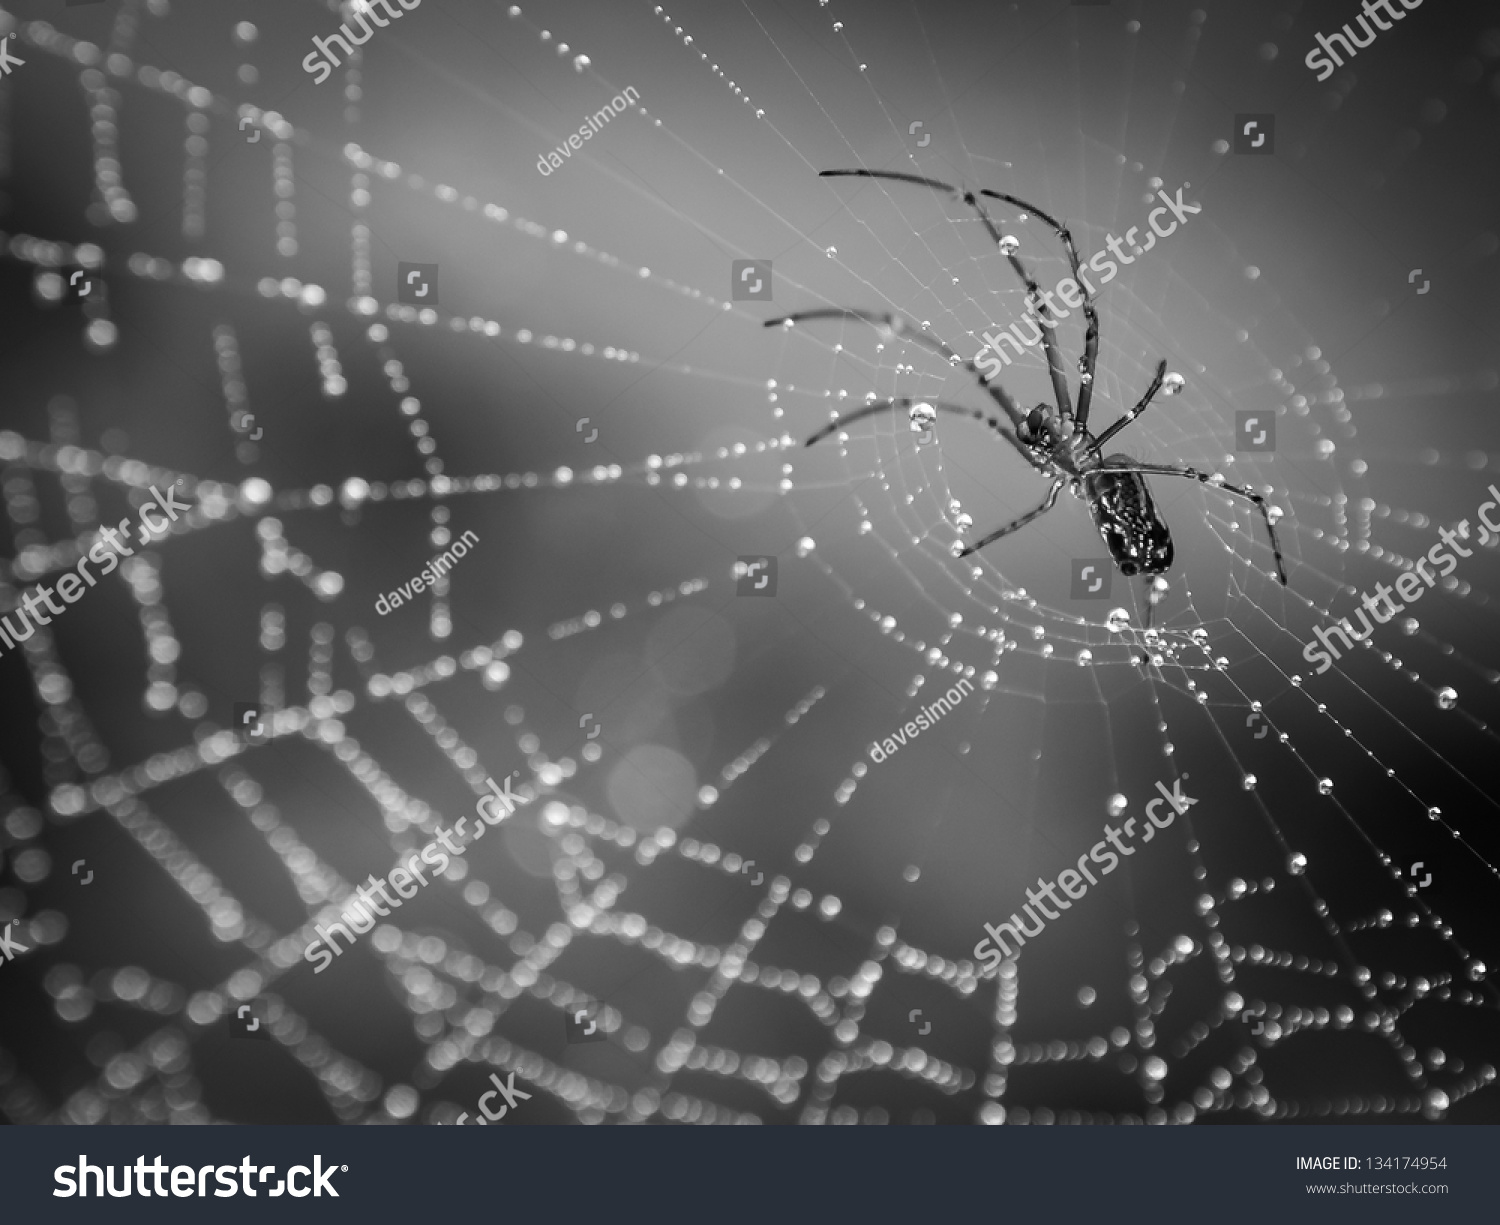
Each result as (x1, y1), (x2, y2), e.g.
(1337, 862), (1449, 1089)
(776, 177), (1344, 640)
(1, 0), (1498, 1127)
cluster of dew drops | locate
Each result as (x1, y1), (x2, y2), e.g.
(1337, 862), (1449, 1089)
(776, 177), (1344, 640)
(841, 211), (1473, 771)
(849, 202), (1484, 991)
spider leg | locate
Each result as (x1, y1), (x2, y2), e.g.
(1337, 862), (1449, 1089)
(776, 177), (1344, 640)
(996, 240), (1076, 426)
(1106, 461), (1289, 585)
(822, 170), (1010, 244)
(958, 479), (1065, 558)
(979, 189), (1101, 431)
(819, 169), (959, 193)
(805, 396), (1044, 472)
(765, 308), (1028, 434)
(821, 170), (1021, 260)
(820, 171), (1076, 424)
(1089, 360), (1167, 453)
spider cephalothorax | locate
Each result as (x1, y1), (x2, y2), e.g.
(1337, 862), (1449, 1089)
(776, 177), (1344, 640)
(772, 169), (1288, 601)
(1019, 402), (1074, 450)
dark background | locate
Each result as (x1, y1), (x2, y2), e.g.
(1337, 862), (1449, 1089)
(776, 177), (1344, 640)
(0, 0), (1497, 1125)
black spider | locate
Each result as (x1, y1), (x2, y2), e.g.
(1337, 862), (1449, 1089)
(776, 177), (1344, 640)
(767, 170), (1289, 603)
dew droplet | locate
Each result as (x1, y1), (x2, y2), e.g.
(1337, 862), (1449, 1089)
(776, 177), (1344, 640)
(1242, 773), (1257, 790)
(908, 401), (937, 431)
(1105, 608), (1130, 632)
(1436, 686), (1458, 710)
(1107, 793), (1127, 817)
(1467, 960), (1487, 981)
(980, 670), (998, 690)
(1162, 372), (1186, 396)
(998, 235), (1020, 256)
(1076, 648), (1093, 665)
(1317, 778), (1333, 796)
(1401, 617), (1419, 635)
(955, 512), (973, 530)
(1287, 851), (1307, 876)
(825, 246), (837, 257)
(1078, 985), (1096, 1007)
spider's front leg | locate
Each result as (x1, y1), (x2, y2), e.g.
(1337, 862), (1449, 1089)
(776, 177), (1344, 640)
(804, 396), (1046, 473)
(1090, 360), (1168, 452)
(764, 307), (1030, 434)
(816, 171), (1077, 426)
(981, 190), (1102, 429)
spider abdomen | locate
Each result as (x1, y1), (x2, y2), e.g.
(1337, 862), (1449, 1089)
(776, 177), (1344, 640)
(1082, 456), (1174, 578)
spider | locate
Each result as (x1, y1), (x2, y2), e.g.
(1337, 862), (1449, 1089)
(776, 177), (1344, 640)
(767, 170), (1289, 608)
